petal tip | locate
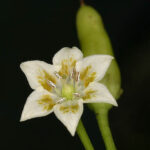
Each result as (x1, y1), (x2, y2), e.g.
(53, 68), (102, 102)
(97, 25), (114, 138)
(115, 103), (118, 107)
(20, 62), (25, 70)
(20, 111), (29, 122)
(20, 61), (30, 71)
(112, 100), (118, 107)
(70, 130), (76, 136)
(72, 46), (81, 51)
(20, 115), (26, 122)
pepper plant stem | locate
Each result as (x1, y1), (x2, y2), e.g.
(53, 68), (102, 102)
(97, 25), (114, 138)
(96, 111), (117, 150)
(77, 120), (95, 150)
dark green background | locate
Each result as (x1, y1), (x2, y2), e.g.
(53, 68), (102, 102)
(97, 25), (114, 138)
(1, 0), (150, 150)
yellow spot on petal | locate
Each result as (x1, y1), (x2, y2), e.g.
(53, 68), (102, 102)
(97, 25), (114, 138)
(38, 95), (55, 111)
(59, 60), (69, 77)
(80, 66), (92, 80)
(84, 72), (96, 87)
(82, 89), (96, 100)
(58, 57), (77, 78)
(70, 57), (76, 68)
(59, 104), (79, 113)
(80, 66), (96, 87)
(37, 70), (56, 91)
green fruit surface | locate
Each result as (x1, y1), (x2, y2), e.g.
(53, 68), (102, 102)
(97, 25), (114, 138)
(76, 5), (122, 111)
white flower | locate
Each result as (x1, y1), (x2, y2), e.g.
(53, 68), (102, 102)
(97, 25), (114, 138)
(20, 47), (117, 136)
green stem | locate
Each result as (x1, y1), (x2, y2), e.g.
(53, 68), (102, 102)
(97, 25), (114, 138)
(77, 120), (95, 150)
(96, 111), (117, 150)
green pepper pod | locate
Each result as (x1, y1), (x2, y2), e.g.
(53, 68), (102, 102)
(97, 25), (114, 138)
(76, 4), (122, 111)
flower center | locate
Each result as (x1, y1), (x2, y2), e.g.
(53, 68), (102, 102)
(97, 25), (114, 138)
(61, 84), (75, 100)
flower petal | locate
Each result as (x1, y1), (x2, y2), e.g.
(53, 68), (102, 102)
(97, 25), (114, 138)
(52, 47), (83, 65)
(20, 87), (56, 121)
(54, 100), (83, 136)
(53, 47), (83, 78)
(76, 55), (113, 86)
(82, 82), (118, 106)
(20, 60), (59, 91)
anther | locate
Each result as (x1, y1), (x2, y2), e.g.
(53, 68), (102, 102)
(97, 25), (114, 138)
(76, 72), (80, 81)
(54, 71), (62, 79)
(71, 69), (75, 78)
(71, 69), (80, 81)
(73, 93), (80, 97)
(57, 98), (65, 104)
(47, 80), (56, 88)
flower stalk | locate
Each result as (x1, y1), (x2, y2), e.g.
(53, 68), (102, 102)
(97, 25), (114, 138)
(96, 110), (117, 150)
(77, 120), (94, 150)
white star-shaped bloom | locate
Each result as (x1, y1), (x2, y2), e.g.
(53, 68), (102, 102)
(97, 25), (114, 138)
(20, 47), (117, 136)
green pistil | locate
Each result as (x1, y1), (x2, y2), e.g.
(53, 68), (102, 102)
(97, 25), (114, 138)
(61, 84), (75, 100)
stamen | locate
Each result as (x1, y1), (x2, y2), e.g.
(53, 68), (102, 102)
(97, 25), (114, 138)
(71, 68), (80, 82)
(76, 72), (80, 81)
(73, 93), (80, 97)
(57, 98), (65, 104)
(54, 71), (62, 79)
(71, 68), (75, 78)
(47, 80), (56, 88)
(71, 69), (74, 78)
